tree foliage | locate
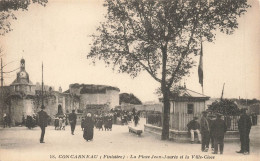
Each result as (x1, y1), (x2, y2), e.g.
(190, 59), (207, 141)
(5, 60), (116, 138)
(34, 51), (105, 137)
(0, 0), (48, 35)
(88, 0), (249, 139)
(208, 99), (240, 116)
(120, 93), (142, 105)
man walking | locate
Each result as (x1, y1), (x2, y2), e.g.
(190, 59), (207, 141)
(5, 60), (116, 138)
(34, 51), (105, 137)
(38, 106), (49, 143)
(211, 113), (227, 154)
(69, 110), (77, 135)
(134, 114), (140, 127)
(187, 117), (201, 144)
(200, 111), (210, 152)
(237, 108), (252, 155)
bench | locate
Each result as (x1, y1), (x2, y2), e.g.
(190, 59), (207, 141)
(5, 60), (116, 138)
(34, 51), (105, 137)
(128, 126), (143, 136)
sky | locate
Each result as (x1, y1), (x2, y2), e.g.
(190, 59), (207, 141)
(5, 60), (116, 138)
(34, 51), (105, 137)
(0, 0), (259, 102)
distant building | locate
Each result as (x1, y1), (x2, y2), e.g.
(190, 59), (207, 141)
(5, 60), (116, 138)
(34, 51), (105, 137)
(7, 58), (36, 124)
(0, 58), (120, 125)
(67, 83), (120, 114)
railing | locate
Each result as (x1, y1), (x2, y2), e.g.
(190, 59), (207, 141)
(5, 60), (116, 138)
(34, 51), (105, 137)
(146, 112), (240, 131)
(146, 113), (163, 127)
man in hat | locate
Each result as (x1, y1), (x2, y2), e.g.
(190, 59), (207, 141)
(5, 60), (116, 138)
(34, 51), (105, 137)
(38, 105), (49, 143)
(68, 109), (77, 135)
(208, 113), (216, 151)
(200, 111), (210, 152)
(211, 113), (227, 154)
(187, 117), (201, 144)
(237, 108), (252, 155)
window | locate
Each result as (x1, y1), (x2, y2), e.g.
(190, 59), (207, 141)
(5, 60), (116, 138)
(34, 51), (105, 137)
(187, 104), (194, 114)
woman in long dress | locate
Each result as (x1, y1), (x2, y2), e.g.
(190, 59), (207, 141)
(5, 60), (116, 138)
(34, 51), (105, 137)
(83, 113), (94, 141)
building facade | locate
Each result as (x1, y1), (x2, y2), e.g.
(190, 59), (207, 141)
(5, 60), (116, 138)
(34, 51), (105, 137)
(0, 58), (120, 125)
(67, 83), (120, 113)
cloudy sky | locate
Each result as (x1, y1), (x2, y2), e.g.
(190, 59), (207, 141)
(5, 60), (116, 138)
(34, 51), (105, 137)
(1, 0), (259, 102)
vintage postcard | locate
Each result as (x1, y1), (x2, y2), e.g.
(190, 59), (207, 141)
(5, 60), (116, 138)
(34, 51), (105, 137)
(0, 0), (259, 161)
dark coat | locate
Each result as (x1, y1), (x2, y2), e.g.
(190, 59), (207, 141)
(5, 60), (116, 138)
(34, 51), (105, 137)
(211, 118), (227, 138)
(200, 116), (210, 134)
(96, 117), (103, 128)
(81, 119), (85, 129)
(134, 115), (139, 124)
(83, 117), (94, 141)
(238, 114), (252, 134)
(69, 113), (77, 125)
(187, 120), (200, 131)
(38, 110), (49, 127)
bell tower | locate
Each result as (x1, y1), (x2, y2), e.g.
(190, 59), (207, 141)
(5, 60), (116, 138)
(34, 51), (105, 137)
(20, 58), (25, 71)
(9, 58), (36, 125)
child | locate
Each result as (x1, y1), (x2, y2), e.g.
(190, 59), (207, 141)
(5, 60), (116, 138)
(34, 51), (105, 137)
(59, 117), (63, 130)
(62, 117), (66, 130)
(81, 118), (85, 131)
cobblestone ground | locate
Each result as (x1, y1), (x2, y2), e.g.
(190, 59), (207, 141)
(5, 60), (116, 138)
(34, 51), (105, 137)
(0, 119), (259, 161)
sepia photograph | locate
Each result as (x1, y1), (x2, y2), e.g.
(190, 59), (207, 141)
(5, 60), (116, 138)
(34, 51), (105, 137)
(0, 0), (259, 161)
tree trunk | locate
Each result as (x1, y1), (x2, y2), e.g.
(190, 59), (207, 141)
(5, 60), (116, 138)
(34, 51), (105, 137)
(160, 45), (170, 140)
(161, 88), (170, 140)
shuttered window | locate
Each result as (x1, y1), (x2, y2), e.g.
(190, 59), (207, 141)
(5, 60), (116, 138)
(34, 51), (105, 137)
(187, 104), (194, 114)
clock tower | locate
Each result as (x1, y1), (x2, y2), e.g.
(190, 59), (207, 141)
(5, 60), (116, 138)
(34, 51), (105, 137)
(9, 58), (36, 125)
(16, 58), (30, 84)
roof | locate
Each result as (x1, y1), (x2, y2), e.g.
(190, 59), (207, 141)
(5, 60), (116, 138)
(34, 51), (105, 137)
(168, 88), (210, 102)
(177, 88), (209, 97)
(11, 78), (34, 86)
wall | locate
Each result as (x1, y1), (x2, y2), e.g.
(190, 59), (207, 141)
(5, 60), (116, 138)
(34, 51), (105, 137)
(64, 94), (80, 113)
(10, 84), (36, 96)
(79, 89), (119, 110)
(121, 103), (163, 112)
(172, 101), (206, 114)
(106, 89), (119, 109)
(10, 98), (34, 124)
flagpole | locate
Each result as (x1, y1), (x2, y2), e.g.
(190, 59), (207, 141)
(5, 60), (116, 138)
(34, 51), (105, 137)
(220, 83), (225, 101)
(198, 39), (205, 109)
(198, 41), (204, 95)
(41, 62), (44, 109)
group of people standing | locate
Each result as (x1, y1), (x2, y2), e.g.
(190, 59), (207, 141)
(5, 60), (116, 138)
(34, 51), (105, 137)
(24, 114), (38, 129)
(91, 113), (113, 131)
(187, 111), (227, 154)
(187, 109), (252, 155)
(54, 116), (67, 130)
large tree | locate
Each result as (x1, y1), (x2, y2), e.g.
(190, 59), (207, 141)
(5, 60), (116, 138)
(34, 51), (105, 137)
(208, 99), (240, 116)
(88, 0), (249, 140)
(0, 0), (48, 36)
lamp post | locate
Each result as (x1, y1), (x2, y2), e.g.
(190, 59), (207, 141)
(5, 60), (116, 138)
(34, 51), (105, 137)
(41, 62), (44, 109)
(1, 58), (3, 116)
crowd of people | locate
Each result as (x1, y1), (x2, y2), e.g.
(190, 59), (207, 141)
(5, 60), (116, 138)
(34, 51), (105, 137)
(24, 114), (38, 129)
(1, 106), (256, 155)
(187, 109), (252, 155)
(91, 113), (113, 131)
